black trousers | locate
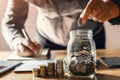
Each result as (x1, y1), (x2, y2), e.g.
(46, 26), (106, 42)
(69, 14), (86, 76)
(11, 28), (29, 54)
(36, 27), (105, 50)
(93, 27), (105, 49)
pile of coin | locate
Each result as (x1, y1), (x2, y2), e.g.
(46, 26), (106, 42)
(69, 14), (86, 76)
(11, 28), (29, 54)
(33, 59), (64, 78)
(69, 54), (95, 76)
(47, 62), (55, 77)
(33, 68), (40, 77)
(56, 59), (64, 77)
(40, 65), (47, 77)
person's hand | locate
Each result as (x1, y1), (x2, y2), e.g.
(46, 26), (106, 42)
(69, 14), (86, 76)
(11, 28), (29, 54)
(79, 0), (120, 24)
(12, 37), (41, 57)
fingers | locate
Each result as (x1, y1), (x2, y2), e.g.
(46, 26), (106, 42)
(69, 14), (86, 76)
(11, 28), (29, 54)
(20, 40), (41, 56)
(33, 41), (41, 55)
(80, 0), (119, 24)
(80, 0), (97, 24)
(12, 37), (41, 57)
(94, 5), (111, 22)
(17, 42), (35, 57)
(22, 39), (38, 55)
(90, 1), (104, 19)
(90, 0), (112, 22)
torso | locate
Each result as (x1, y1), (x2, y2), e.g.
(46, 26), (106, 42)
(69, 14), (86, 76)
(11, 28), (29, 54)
(25, 0), (103, 46)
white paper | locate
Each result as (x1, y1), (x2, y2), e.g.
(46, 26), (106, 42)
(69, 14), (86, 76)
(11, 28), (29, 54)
(6, 49), (50, 61)
(14, 59), (56, 72)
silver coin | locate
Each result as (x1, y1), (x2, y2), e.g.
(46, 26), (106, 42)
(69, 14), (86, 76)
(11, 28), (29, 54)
(70, 60), (78, 67)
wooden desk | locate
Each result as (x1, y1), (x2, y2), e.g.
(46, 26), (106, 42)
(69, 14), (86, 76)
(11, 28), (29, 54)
(0, 49), (120, 80)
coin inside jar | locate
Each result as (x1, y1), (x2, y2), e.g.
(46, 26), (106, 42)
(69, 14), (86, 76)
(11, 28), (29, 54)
(70, 59), (78, 67)
(69, 53), (95, 76)
(76, 63), (87, 73)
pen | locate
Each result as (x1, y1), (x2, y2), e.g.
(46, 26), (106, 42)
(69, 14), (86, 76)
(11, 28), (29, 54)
(21, 29), (38, 56)
(22, 29), (31, 41)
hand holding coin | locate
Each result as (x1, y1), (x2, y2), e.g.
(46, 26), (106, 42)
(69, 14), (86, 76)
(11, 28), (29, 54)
(79, 0), (119, 25)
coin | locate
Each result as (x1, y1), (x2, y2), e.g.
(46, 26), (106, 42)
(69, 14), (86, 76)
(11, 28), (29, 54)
(40, 65), (47, 77)
(69, 61), (78, 75)
(86, 62), (95, 75)
(33, 68), (39, 77)
(77, 56), (85, 63)
(78, 18), (84, 26)
(48, 62), (55, 72)
(48, 71), (55, 77)
(79, 64), (87, 73)
(56, 60), (63, 69)
(70, 59), (77, 67)
(56, 69), (64, 77)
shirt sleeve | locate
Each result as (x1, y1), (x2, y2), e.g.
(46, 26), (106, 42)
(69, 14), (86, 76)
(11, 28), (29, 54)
(108, 0), (120, 25)
(1, 0), (29, 49)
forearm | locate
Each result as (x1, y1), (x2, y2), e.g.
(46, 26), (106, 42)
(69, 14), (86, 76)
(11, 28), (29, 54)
(1, 0), (29, 49)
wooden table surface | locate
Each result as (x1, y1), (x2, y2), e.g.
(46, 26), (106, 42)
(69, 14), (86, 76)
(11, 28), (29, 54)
(0, 49), (120, 80)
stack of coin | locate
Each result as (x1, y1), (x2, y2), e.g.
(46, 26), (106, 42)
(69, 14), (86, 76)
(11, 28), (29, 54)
(40, 65), (47, 77)
(56, 59), (64, 77)
(47, 62), (55, 77)
(33, 68), (39, 77)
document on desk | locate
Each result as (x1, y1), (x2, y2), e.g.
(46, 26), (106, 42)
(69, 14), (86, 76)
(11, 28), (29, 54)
(14, 59), (56, 72)
(6, 49), (50, 61)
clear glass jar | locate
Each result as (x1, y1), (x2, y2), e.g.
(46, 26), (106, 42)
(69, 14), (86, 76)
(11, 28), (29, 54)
(65, 29), (96, 78)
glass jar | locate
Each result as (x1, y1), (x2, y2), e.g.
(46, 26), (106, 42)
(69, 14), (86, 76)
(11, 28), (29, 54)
(65, 29), (96, 78)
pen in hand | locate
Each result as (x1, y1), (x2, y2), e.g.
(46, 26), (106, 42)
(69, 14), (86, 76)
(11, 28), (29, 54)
(22, 29), (31, 41)
(21, 29), (39, 56)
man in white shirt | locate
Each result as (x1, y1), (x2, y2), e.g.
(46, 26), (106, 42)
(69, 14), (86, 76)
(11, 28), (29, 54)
(1, 0), (120, 56)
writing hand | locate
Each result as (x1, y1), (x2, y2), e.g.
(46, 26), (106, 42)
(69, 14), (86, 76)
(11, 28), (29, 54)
(12, 37), (41, 57)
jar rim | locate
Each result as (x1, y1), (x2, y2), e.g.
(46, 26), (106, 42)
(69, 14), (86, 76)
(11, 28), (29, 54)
(70, 29), (92, 34)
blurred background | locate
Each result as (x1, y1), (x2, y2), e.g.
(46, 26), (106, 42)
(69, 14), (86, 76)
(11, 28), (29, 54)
(0, 0), (120, 51)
